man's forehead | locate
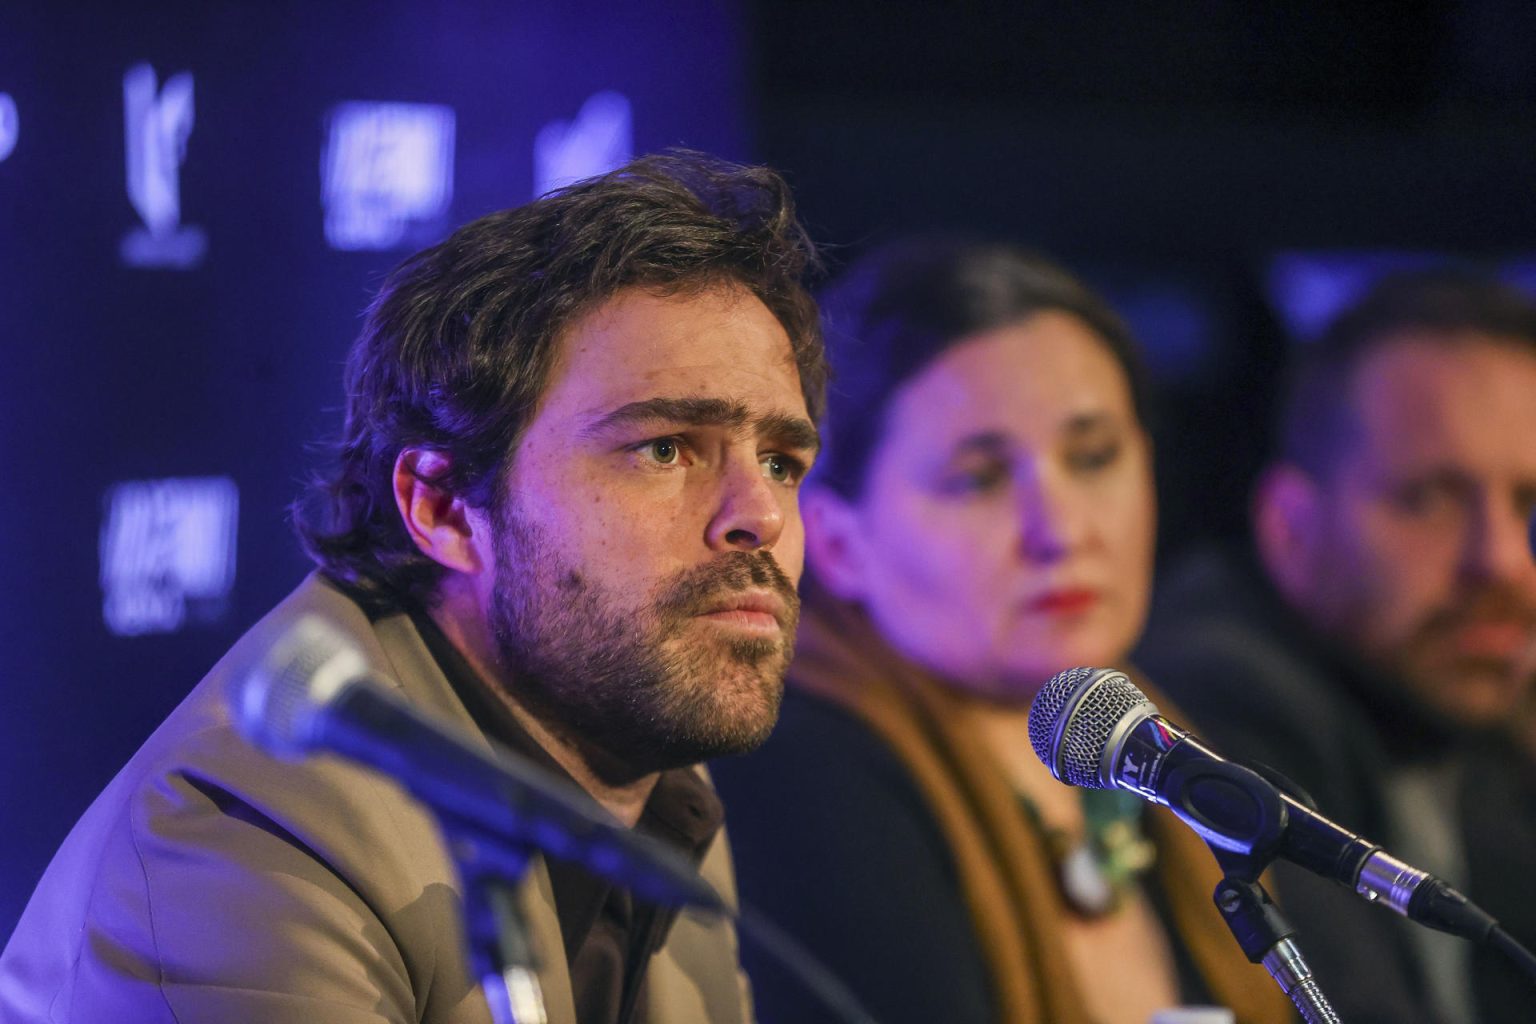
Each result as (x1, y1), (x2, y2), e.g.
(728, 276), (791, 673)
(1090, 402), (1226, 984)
(546, 285), (805, 398)
(1345, 335), (1536, 469)
(561, 283), (790, 352)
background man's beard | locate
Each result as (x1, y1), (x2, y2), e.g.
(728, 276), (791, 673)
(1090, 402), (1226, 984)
(1395, 587), (1536, 728)
(488, 506), (799, 780)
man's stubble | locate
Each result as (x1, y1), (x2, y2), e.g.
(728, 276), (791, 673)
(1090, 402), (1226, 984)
(487, 499), (800, 779)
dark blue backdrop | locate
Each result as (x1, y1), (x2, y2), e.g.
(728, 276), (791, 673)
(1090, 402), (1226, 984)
(9, 0), (1536, 948)
(0, 0), (748, 934)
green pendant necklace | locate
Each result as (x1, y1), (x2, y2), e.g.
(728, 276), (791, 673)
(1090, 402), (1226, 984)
(1020, 787), (1157, 916)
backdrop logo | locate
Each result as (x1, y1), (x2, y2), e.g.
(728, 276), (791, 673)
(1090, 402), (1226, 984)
(120, 63), (206, 269)
(100, 476), (239, 637)
(0, 93), (17, 163)
(534, 90), (633, 198)
(322, 101), (455, 251)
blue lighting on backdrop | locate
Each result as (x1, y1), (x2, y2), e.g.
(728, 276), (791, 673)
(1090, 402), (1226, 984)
(1, 0), (750, 937)
(1269, 250), (1536, 342)
(0, 92), (16, 162)
(99, 476), (239, 637)
(534, 90), (633, 199)
(120, 63), (206, 269)
(1107, 284), (1215, 382)
(1495, 257), (1536, 298)
(322, 101), (457, 251)
(1267, 250), (1441, 342)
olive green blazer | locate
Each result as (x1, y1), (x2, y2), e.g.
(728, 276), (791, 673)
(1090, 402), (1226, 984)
(0, 575), (753, 1024)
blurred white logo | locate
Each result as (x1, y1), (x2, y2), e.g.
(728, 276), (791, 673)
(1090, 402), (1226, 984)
(322, 101), (456, 251)
(534, 90), (633, 198)
(120, 63), (206, 268)
(100, 476), (239, 636)
(0, 93), (18, 163)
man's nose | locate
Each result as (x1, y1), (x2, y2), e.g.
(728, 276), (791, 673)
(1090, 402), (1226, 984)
(705, 458), (786, 552)
(1465, 496), (1535, 586)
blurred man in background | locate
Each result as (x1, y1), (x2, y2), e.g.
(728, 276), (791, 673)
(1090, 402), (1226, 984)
(1139, 268), (1536, 1024)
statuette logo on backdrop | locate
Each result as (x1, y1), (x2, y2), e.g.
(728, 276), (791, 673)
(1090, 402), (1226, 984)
(120, 64), (207, 269)
(100, 476), (239, 637)
(0, 93), (18, 163)
(534, 90), (633, 199)
(322, 101), (456, 251)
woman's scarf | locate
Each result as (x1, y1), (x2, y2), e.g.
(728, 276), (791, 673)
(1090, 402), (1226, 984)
(788, 592), (1294, 1024)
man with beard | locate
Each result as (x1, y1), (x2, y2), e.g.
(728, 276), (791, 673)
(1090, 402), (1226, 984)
(0, 151), (825, 1024)
(1137, 268), (1536, 1024)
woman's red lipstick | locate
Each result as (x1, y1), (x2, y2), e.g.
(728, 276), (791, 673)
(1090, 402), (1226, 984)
(1027, 588), (1101, 615)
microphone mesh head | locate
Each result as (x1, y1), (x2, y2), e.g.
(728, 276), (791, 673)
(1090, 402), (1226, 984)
(1028, 667), (1156, 788)
(234, 615), (364, 758)
(1028, 666), (1095, 769)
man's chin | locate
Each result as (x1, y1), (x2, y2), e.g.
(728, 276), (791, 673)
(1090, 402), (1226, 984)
(678, 718), (779, 763)
(624, 712), (779, 775)
(596, 663), (785, 776)
(682, 673), (785, 750)
(1407, 656), (1533, 732)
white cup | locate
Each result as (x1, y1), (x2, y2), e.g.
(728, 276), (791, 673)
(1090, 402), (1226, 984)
(1149, 1008), (1236, 1024)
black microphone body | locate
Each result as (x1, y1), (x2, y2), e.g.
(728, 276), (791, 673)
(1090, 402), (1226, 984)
(233, 614), (725, 913)
(1111, 711), (1375, 881)
(1031, 667), (1498, 942)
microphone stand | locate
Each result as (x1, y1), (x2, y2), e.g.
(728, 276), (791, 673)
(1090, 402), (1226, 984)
(1152, 745), (1343, 1020)
(1197, 770), (1342, 1024)
(1207, 863), (1340, 1024)
(439, 815), (550, 1024)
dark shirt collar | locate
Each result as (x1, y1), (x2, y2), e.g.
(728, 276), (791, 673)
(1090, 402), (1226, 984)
(403, 603), (724, 979)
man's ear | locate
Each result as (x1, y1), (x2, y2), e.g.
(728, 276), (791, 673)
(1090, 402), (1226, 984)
(393, 448), (486, 576)
(1252, 463), (1322, 605)
(803, 486), (872, 602)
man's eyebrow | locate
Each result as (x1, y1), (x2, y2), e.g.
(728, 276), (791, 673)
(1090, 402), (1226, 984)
(581, 397), (748, 438)
(580, 396), (820, 452)
(757, 411), (821, 454)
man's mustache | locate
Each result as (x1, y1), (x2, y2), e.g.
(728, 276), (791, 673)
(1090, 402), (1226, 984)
(656, 551), (801, 626)
(1418, 583), (1536, 640)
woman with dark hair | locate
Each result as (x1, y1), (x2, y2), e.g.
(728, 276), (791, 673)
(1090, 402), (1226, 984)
(712, 240), (1292, 1024)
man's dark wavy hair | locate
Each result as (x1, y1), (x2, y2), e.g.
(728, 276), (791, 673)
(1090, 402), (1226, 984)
(292, 150), (827, 610)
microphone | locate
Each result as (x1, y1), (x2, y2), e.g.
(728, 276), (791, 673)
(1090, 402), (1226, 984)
(231, 613), (725, 913)
(1028, 666), (1498, 942)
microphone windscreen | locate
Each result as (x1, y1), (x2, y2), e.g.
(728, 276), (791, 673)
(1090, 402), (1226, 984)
(1029, 666), (1157, 787)
(235, 614), (369, 758)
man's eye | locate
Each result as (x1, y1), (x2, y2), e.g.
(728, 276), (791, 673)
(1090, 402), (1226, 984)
(1390, 478), (1463, 518)
(644, 438), (682, 464)
(761, 454), (801, 484)
(1516, 486), (1536, 524)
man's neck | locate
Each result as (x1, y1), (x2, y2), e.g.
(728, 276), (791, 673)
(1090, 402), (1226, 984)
(499, 704), (660, 828)
(426, 594), (659, 828)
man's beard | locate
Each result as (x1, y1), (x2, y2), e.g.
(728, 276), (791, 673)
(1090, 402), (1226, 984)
(1387, 585), (1536, 731)
(487, 502), (799, 780)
